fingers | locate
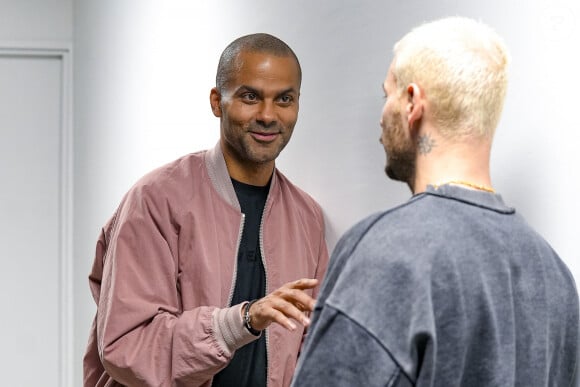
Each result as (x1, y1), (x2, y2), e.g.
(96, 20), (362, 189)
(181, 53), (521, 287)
(251, 297), (310, 331)
(249, 278), (320, 332)
(289, 278), (319, 290)
(278, 278), (319, 312)
(283, 286), (317, 312)
(264, 304), (300, 331)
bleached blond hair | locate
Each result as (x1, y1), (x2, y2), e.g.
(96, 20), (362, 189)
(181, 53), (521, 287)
(393, 16), (510, 139)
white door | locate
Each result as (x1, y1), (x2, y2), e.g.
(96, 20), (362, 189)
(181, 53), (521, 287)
(0, 48), (72, 387)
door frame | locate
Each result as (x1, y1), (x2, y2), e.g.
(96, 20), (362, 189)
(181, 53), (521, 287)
(0, 42), (73, 387)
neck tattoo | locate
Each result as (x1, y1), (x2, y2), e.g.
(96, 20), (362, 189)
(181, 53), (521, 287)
(417, 134), (436, 155)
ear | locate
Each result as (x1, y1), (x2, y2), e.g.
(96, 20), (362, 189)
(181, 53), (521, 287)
(210, 87), (222, 117)
(405, 83), (424, 132)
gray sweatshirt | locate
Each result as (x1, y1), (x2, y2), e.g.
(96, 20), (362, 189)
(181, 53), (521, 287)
(292, 185), (578, 387)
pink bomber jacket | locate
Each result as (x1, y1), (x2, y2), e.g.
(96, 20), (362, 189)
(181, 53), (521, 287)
(83, 142), (329, 386)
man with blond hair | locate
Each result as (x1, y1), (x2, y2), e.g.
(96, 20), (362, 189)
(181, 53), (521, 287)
(291, 16), (578, 386)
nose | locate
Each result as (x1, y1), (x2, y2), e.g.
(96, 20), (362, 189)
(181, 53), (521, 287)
(256, 100), (276, 127)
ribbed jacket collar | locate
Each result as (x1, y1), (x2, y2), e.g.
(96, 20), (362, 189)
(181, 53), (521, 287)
(204, 141), (278, 211)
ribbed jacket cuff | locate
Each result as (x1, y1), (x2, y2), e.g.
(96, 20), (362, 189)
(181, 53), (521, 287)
(212, 303), (260, 356)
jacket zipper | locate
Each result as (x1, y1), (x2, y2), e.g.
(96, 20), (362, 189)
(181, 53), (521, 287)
(227, 213), (245, 307)
(259, 198), (270, 386)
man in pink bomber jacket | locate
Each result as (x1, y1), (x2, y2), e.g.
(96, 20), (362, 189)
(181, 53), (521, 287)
(83, 33), (329, 387)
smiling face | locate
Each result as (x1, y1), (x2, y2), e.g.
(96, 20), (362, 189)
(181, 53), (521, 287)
(380, 63), (416, 184)
(211, 50), (301, 178)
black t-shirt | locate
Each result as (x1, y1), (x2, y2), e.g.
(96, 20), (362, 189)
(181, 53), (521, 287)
(211, 178), (269, 387)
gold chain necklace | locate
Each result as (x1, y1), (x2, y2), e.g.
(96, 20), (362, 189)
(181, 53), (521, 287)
(433, 180), (495, 193)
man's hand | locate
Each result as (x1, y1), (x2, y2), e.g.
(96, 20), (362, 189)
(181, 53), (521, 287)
(246, 278), (319, 331)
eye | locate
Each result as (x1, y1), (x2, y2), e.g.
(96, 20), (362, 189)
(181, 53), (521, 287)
(241, 92), (258, 102)
(278, 94), (294, 105)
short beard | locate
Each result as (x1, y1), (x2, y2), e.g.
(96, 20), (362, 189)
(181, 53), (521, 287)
(385, 150), (415, 185)
(384, 111), (416, 186)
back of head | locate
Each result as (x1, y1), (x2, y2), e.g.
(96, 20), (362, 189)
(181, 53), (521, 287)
(216, 33), (302, 94)
(393, 16), (510, 139)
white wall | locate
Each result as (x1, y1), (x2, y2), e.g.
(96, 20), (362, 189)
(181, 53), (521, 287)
(0, 0), (73, 385)
(74, 0), (580, 385)
(0, 0), (72, 42)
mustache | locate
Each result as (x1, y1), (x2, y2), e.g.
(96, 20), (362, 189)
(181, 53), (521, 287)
(248, 122), (283, 132)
